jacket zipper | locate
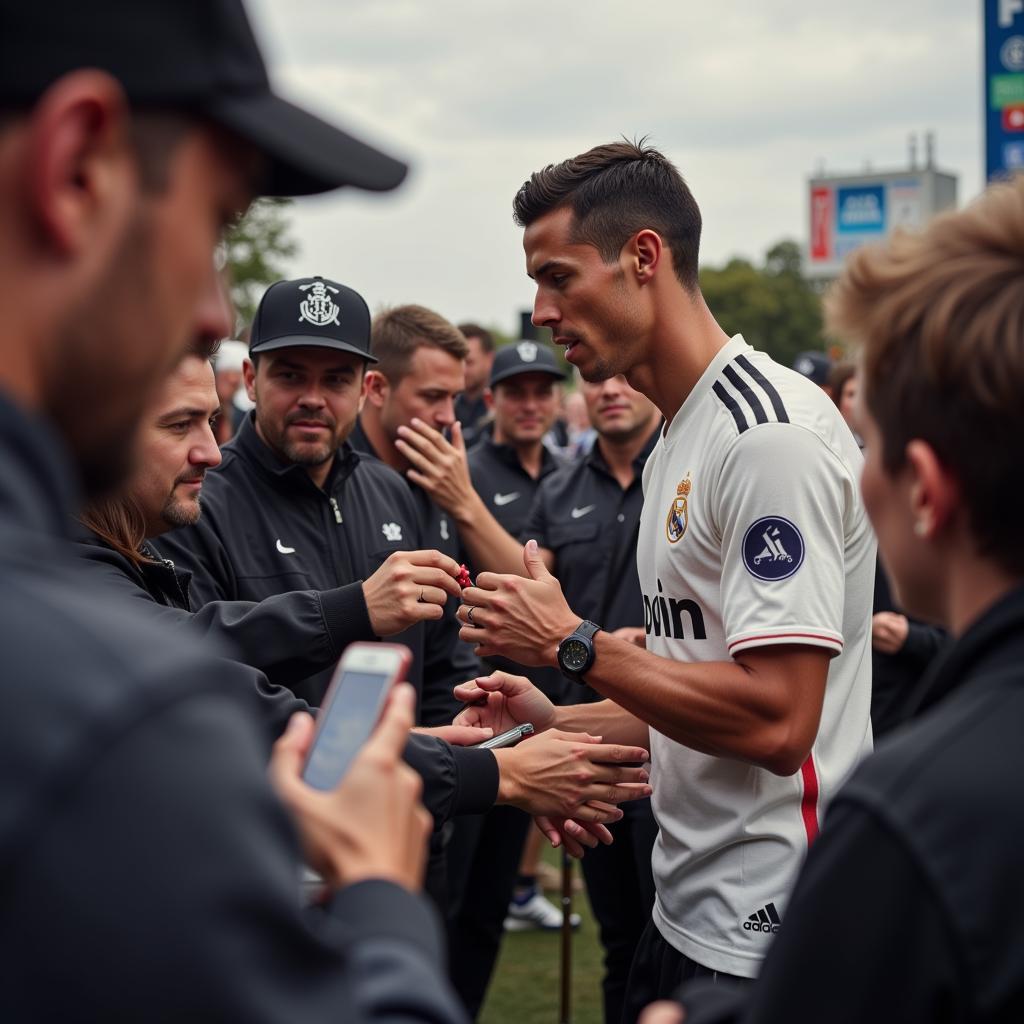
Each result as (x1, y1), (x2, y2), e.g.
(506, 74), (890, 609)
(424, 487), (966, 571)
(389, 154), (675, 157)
(329, 497), (343, 524)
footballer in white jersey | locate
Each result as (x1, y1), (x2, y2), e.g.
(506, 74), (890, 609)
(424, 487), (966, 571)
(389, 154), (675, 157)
(637, 334), (874, 976)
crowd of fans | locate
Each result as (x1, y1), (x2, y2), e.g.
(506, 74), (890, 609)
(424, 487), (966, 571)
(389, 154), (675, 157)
(3, 3), (1023, 1023)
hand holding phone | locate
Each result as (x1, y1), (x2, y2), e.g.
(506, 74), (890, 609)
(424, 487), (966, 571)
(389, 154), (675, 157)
(303, 642), (413, 790)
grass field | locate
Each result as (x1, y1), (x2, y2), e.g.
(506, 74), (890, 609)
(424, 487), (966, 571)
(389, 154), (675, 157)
(479, 851), (605, 1024)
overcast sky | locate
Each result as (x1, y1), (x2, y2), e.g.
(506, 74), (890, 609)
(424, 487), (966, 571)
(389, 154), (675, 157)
(246, 0), (981, 335)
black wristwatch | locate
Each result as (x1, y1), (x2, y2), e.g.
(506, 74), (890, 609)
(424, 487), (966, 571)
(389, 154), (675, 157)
(557, 620), (601, 683)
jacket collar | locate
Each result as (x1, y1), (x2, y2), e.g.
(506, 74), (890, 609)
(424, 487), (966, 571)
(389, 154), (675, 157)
(479, 434), (561, 480)
(230, 411), (359, 491)
(905, 582), (1024, 718)
(585, 422), (661, 480)
(0, 388), (80, 539)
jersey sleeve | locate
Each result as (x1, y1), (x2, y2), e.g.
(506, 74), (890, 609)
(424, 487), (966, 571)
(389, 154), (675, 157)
(714, 423), (853, 658)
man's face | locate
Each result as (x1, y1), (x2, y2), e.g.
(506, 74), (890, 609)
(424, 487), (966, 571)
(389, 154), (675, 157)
(247, 347), (366, 468)
(490, 373), (559, 446)
(581, 373), (659, 442)
(524, 206), (643, 383)
(131, 355), (221, 538)
(377, 345), (465, 440)
(463, 335), (493, 394)
(51, 125), (251, 497)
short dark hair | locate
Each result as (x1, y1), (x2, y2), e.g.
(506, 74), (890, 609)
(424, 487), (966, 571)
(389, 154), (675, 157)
(826, 176), (1024, 575)
(512, 139), (702, 291)
(371, 305), (468, 382)
(457, 322), (494, 353)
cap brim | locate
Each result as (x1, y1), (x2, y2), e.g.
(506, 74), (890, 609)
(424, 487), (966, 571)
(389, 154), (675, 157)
(250, 335), (378, 363)
(208, 91), (408, 197)
(490, 366), (568, 387)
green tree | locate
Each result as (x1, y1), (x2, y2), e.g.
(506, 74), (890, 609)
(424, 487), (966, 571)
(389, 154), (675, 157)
(699, 239), (825, 367)
(223, 198), (299, 331)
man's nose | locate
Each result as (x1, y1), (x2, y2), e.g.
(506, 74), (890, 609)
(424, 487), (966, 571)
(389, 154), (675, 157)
(533, 291), (560, 330)
(192, 424), (222, 470)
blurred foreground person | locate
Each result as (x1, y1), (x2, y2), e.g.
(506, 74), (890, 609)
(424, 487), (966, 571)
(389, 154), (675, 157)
(0, 2), (492, 1021)
(672, 176), (1024, 1024)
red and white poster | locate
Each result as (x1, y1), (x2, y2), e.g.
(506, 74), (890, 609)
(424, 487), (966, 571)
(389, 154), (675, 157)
(810, 187), (833, 263)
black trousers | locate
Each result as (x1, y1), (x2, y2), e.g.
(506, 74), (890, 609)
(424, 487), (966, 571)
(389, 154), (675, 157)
(445, 804), (531, 1020)
(621, 916), (750, 1024)
(580, 797), (658, 1024)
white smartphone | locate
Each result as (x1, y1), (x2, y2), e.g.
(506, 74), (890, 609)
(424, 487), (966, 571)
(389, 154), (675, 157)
(302, 642), (413, 791)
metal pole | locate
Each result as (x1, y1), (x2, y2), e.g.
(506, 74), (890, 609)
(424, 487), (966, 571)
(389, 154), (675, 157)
(558, 850), (573, 1024)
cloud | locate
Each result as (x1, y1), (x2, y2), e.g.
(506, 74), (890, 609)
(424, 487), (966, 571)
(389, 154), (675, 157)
(245, 0), (984, 332)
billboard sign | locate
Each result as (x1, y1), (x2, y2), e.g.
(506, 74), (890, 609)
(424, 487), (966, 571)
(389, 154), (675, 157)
(986, 0), (1024, 179)
(807, 176), (923, 277)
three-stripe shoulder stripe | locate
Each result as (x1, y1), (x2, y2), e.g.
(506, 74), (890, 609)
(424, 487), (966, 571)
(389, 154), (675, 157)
(713, 356), (789, 433)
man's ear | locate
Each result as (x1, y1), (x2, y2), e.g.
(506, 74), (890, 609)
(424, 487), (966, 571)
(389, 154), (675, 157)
(628, 229), (664, 284)
(363, 369), (389, 409)
(243, 358), (257, 402)
(905, 439), (960, 540)
(27, 70), (135, 257)
(483, 387), (494, 412)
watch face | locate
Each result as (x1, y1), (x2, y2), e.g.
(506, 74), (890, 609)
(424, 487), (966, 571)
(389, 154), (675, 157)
(561, 638), (590, 672)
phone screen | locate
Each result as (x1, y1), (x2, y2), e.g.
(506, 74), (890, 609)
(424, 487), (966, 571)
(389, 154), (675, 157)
(303, 669), (391, 791)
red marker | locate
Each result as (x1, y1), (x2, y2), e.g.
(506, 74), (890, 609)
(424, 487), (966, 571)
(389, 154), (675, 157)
(457, 563), (473, 589)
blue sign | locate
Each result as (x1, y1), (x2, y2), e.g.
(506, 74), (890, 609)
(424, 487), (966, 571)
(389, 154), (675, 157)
(986, 0), (1024, 180)
(742, 517), (805, 582)
(836, 186), (886, 235)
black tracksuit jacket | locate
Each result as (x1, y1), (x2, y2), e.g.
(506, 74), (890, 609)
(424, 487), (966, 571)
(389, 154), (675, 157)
(73, 529), (498, 823)
(0, 388), (468, 1023)
(679, 584), (1024, 1023)
(160, 413), (477, 722)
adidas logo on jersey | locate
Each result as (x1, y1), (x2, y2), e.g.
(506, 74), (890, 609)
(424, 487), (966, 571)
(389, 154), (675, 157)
(743, 902), (781, 933)
(643, 579), (707, 640)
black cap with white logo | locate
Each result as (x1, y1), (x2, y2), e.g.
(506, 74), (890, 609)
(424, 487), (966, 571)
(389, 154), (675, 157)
(249, 277), (378, 363)
(489, 340), (567, 387)
(0, 1), (407, 197)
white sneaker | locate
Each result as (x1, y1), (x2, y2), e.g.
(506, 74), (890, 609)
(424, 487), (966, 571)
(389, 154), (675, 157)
(504, 890), (581, 932)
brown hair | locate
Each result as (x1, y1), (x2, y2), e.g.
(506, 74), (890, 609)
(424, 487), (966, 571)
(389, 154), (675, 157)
(827, 361), (857, 408)
(371, 305), (468, 382)
(512, 139), (703, 291)
(79, 492), (150, 566)
(826, 176), (1024, 573)
(457, 322), (495, 353)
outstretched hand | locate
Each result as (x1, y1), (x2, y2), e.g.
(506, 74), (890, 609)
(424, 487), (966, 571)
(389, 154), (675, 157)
(458, 539), (579, 666)
(452, 670), (559, 734)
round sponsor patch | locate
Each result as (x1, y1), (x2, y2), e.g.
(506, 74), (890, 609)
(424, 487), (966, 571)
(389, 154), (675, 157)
(742, 516), (804, 581)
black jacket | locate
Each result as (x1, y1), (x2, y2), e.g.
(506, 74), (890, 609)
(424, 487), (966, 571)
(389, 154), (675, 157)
(160, 413), (477, 722)
(73, 529), (498, 823)
(0, 388), (467, 1022)
(680, 583), (1024, 1024)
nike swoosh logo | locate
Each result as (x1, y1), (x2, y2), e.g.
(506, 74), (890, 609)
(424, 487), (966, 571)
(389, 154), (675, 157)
(275, 539), (296, 555)
(493, 492), (520, 506)
(571, 505), (596, 519)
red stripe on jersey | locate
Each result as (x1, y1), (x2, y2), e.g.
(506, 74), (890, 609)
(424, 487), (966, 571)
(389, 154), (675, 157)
(800, 755), (820, 846)
(727, 632), (843, 653)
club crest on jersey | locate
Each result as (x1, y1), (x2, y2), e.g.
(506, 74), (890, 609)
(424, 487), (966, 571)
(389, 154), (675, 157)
(381, 522), (403, 542)
(742, 516), (804, 581)
(298, 280), (341, 327)
(665, 474), (691, 543)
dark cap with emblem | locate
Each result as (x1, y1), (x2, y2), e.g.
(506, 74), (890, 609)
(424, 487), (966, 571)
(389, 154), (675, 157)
(249, 276), (378, 362)
(489, 340), (567, 388)
(0, 1), (407, 197)
(792, 350), (832, 387)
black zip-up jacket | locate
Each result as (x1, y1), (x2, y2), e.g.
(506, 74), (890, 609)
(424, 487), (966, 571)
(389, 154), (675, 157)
(0, 388), (467, 1022)
(160, 413), (475, 720)
(73, 528), (498, 823)
(679, 583), (1024, 1023)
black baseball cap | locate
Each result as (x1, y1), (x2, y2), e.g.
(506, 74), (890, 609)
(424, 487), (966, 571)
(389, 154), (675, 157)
(490, 341), (568, 387)
(0, 2), (407, 197)
(792, 350), (832, 386)
(249, 277), (378, 363)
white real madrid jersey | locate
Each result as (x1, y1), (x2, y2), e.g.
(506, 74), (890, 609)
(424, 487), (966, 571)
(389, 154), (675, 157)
(636, 335), (874, 977)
